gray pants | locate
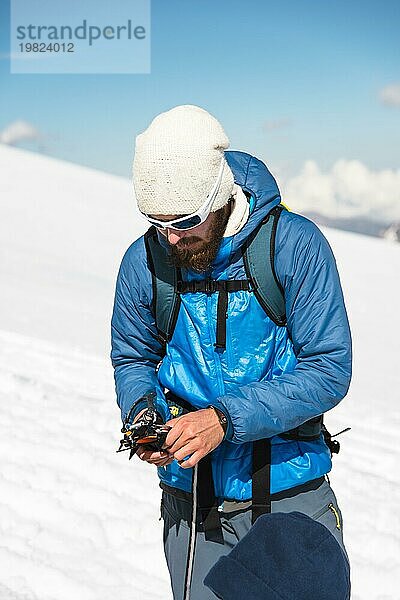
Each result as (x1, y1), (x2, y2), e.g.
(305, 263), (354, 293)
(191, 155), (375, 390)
(161, 478), (348, 600)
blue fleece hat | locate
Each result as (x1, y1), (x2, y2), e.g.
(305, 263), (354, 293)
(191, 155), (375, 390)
(204, 511), (350, 600)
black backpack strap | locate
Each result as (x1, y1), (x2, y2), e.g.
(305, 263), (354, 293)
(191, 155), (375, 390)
(144, 227), (181, 350)
(197, 454), (224, 543)
(215, 290), (228, 349)
(177, 280), (250, 294)
(178, 279), (251, 350)
(243, 204), (286, 326)
(281, 415), (324, 442)
(252, 438), (272, 524)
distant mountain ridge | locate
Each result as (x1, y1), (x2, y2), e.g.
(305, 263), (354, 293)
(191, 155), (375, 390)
(303, 211), (400, 242)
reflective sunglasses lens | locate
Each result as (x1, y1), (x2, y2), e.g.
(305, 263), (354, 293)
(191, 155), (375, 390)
(146, 214), (203, 231)
(172, 215), (202, 230)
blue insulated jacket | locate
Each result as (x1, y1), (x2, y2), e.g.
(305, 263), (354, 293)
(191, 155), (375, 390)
(111, 151), (352, 500)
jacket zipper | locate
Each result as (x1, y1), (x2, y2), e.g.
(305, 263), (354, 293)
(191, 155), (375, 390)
(224, 311), (234, 371)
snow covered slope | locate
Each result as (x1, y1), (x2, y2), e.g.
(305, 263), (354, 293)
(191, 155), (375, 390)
(1, 146), (399, 599)
(0, 144), (146, 356)
(0, 330), (170, 600)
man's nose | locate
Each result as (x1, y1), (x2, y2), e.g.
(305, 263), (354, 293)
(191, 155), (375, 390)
(166, 228), (185, 245)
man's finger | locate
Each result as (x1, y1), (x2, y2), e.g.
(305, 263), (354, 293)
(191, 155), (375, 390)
(166, 433), (192, 455)
(173, 441), (196, 463)
(149, 451), (170, 462)
(164, 420), (185, 449)
(136, 447), (169, 462)
(179, 450), (204, 469)
(154, 455), (174, 467)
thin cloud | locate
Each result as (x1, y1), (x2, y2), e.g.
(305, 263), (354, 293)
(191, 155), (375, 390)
(379, 83), (400, 108)
(283, 159), (400, 224)
(262, 118), (292, 132)
(0, 120), (42, 146)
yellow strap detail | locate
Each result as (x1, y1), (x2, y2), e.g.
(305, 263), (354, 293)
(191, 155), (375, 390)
(328, 503), (341, 530)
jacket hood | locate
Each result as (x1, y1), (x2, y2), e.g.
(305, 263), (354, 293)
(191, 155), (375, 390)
(225, 150), (281, 254)
(154, 151), (282, 270)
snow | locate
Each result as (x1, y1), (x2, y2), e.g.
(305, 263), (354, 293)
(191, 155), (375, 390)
(0, 330), (169, 600)
(0, 144), (146, 355)
(1, 145), (399, 598)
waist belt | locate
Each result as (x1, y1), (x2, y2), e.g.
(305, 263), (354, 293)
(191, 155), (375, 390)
(160, 476), (325, 508)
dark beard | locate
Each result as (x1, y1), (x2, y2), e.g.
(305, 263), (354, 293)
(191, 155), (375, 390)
(169, 205), (231, 273)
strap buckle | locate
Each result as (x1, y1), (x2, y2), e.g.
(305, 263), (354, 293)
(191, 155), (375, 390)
(204, 279), (215, 294)
(218, 499), (252, 514)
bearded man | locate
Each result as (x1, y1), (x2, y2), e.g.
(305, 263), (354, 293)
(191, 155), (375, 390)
(111, 105), (352, 600)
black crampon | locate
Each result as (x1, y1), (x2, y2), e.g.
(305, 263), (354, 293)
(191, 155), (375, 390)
(116, 391), (170, 460)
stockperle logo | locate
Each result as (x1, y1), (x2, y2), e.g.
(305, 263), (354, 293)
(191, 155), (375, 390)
(10, 0), (150, 74)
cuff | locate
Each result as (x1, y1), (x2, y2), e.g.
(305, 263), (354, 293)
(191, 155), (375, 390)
(210, 401), (233, 441)
(124, 389), (169, 425)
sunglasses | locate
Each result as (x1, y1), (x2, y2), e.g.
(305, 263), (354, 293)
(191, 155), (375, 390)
(143, 158), (226, 231)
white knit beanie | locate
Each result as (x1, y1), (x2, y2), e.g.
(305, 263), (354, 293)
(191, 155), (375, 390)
(133, 105), (235, 215)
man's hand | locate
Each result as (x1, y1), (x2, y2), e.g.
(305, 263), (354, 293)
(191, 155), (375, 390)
(133, 408), (174, 467)
(163, 408), (225, 469)
(136, 446), (174, 467)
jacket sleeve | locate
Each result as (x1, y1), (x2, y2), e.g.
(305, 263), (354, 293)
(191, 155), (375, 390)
(111, 238), (170, 424)
(217, 214), (352, 444)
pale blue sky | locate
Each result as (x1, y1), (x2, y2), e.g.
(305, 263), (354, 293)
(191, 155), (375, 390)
(0, 0), (399, 178)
